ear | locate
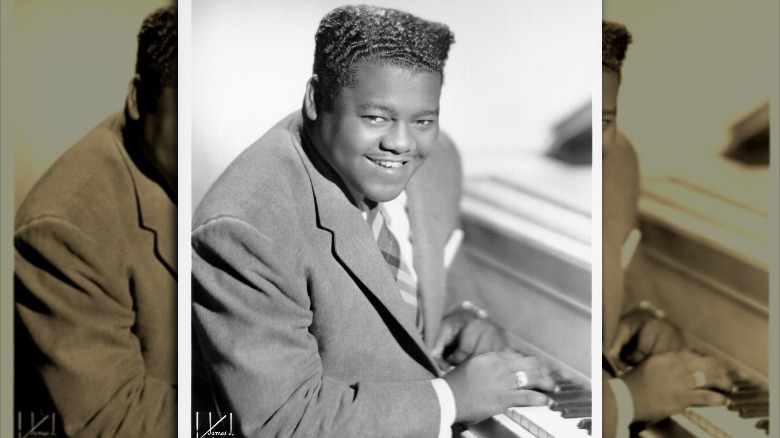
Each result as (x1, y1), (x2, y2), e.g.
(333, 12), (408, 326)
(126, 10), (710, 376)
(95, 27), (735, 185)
(303, 75), (321, 121)
(125, 74), (141, 121)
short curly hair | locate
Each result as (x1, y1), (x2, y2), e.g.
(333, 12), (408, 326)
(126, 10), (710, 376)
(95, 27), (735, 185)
(602, 21), (632, 75)
(313, 5), (454, 110)
(135, 6), (177, 109)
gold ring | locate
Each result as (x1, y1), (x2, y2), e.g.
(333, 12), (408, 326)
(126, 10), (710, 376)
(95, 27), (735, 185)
(515, 371), (529, 389)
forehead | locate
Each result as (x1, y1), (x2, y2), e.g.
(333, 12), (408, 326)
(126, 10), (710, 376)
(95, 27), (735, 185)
(602, 70), (620, 111)
(339, 61), (442, 111)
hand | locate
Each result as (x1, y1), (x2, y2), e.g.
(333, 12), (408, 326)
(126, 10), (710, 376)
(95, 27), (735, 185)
(607, 308), (684, 368)
(443, 352), (555, 423)
(432, 307), (510, 365)
(622, 350), (732, 424)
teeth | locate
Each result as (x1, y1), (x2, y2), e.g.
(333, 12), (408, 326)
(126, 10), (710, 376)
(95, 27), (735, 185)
(372, 159), (403, 168)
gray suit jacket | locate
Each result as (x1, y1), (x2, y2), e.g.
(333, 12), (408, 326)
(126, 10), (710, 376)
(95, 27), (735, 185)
(192, 111), (463, 437)
(15, 112), (177, 437)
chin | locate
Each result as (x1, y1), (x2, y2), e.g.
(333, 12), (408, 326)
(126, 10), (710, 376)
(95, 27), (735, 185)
(364, 185), (405, 203)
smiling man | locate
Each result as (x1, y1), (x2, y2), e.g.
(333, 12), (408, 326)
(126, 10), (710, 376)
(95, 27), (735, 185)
(192, 5), (553, 437)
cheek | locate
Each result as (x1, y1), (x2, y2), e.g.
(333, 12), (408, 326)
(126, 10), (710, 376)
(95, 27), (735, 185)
(415, 128), (439, 158)
(336, 124), (378, 158)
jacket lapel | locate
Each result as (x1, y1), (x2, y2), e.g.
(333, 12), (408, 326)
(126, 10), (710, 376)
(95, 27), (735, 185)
(294, 127), (439, 374)
(406, 167), (445, 348)
(116, 126), (177, 277)
(134, 178), (177, 277)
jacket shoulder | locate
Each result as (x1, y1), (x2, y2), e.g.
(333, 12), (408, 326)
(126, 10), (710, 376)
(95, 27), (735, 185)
(16, 113), (133, 232)
(193, 113), (310, 230)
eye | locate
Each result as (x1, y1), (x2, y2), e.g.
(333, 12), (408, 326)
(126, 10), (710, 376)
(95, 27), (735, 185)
(602, 119), (613, 128)
(414, 119), (435, 127)
(362, 115), (387, 124)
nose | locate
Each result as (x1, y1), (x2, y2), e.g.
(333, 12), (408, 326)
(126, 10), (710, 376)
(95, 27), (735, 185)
(380, 122), (415, 154)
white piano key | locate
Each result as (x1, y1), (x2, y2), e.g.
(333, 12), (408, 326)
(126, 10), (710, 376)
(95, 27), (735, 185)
(681, 406), (768, 438)
(506, 406), (591, 438)
(488, 414), (538, 438)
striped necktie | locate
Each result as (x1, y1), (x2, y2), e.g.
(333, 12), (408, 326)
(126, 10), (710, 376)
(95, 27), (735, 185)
(366, 203), (423, 332)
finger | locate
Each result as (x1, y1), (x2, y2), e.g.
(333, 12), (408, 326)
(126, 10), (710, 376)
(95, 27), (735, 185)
(519, 369), (555, 392)
(447, 345), (472, 365)
(608, 320), (637, 359)
(508, 356), (542, 372)
(496, 350), (527, 361)
(628, 323), (666, 363)
(702, 368), (732, 392)
(448, 320), (482, 359)
(684, 389), (727, 407)
(688, 357), (732, 391)
(431, 323), (458, 358)
(626, 344), (650, 364)
(468, 325), (507, 358)
(509, 390), (549, 407)
(508, 358), (556, 391)
(641, 321), (683, 355)
(466, 324), (491, 357)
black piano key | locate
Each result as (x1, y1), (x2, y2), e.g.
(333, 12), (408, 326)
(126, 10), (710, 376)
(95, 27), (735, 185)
(554, 383), (582, 392)
(549, 400), (591, 412)
(727, 400), (769, 411)
(561, 406), (591, 418)
(739, 407), (769, 419)
(732, 383), (762, 393)
(755, 418), (769, 435)
(577, 418), (591, 430)
(728, 390), (769, 402)
(549, 390), (591, 402)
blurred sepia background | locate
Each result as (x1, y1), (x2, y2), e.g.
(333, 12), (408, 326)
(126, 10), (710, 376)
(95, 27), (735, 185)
(603, 0), (778, 435)
(13, 0), (169, 209)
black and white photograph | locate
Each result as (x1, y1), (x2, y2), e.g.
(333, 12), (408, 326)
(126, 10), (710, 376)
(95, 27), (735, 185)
(191, 1), (594, 437)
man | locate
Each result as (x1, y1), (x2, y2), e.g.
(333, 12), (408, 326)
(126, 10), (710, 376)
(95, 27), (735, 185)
(602, 20), (732, 437)
(14, 6), (177, 437)
(192, 5), (553, 437)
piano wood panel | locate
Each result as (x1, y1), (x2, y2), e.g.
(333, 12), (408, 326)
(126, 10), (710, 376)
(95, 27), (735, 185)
(452, 175), (592, 382)
(453, 172), (593, 438)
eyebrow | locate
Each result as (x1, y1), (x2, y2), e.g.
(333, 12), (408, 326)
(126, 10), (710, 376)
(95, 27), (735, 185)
(359, 103), (397, 116)
(414, 109), (440, 118)
(358, 103), (439, 118)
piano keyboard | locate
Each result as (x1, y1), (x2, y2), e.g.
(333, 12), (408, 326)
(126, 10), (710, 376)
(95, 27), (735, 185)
(676, 378), (769, 438)
(456, 171), (592, 438)
(643, 380), (769, 438)
(465, 381), (591, 438)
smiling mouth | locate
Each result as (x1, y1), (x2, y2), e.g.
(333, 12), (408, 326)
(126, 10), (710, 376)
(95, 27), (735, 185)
(367, 157), (407, 169)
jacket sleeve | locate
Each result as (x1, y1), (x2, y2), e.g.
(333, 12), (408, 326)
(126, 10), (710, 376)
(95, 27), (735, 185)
(14, 217), (176, 438)
(192, 216), (441, 438)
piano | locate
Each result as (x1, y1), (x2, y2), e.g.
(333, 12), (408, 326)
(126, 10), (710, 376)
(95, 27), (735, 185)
(624, 158), (770, 438)
(447, 153), (593, 438)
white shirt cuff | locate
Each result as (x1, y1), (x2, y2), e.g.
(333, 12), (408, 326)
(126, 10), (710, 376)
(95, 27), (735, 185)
(431, 378), (457, 438)
(608, 378), (634, 438)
